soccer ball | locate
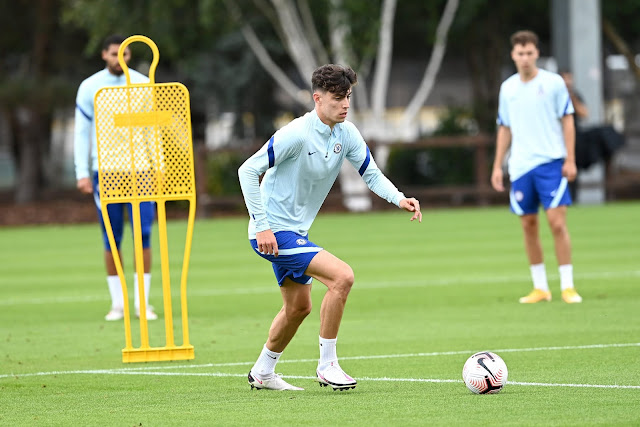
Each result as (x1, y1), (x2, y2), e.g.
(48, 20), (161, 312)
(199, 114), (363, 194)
(462, 351), (508, 394)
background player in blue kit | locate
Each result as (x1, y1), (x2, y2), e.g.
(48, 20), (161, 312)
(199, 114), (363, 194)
(238, 64), (422, 391)
(74, 35), (158, 321)
(491, 30), (582, 304)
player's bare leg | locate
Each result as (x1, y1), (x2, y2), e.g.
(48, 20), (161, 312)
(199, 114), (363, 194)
(105, 249), (123, 276)
(266, 278), (313, 353)
(520, 214), (543, 265)
(249, 278), (310, 391)
(519, 214), (551, 303)
(305, 250), (357, 390)
(545, 206), (571, 265)
(546, 206), (581, 303)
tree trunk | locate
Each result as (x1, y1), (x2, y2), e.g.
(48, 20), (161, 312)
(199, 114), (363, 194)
(224, 0), (311, 107)
(11, 0), (56, 203)
(401, 0), (459, 129)
(12, 107), (47, 203)
(465, 12), (503, 133)
(371, 0), (397, 122)
(271, 0), (318, 82)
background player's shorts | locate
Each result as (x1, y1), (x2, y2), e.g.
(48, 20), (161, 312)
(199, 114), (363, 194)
(92, 172), (156, 250)
(509, 159), (572, 215)
(250, 231), (323, 286)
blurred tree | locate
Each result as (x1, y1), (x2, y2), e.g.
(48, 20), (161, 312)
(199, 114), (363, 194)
(222, 0), (460, 211)
(6, 0), (640, 204)
(61, 0), (284, 142)
(448, 0), (549, 133)
(0, 0), (85, 203)
(224, 0), (459, 142)
(601, 0), (640, 85)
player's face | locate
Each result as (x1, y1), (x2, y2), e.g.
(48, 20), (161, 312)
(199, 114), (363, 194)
(102, 44), (131, 76)
(314, 88), (352, 128)
(511, 42), (539, 75)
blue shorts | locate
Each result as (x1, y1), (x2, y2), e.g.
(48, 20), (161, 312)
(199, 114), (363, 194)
(250, 231), (323, 286)
(93, 172), (156, 250)
(509, 159), (572, 215)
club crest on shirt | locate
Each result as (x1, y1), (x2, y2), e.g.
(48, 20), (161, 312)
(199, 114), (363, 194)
(296, 238), (307, 245)
(333, 143), (342, 154)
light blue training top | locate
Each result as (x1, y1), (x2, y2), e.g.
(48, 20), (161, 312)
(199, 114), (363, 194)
(497, 68), (574, 181)
(74, 68), (148, 180)
(238, 109), (406, 239)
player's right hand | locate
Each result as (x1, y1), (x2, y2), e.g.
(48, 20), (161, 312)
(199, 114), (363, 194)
(491, 168), (505, 192)
(256, 229), (279, 257)
(77, 177), (92, 194)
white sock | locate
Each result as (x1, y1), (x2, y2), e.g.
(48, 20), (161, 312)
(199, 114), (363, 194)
(133, 273), (152, 310)
(107, 275), (124, 309)
(251, 344), (281, 377)
(530, 263), (549, 292)
(319, 336), (338, 367)
(559, 264), (574, 291)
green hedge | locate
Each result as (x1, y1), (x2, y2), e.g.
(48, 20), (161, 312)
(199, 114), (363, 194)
(386, 145), (475, 186)
(386, 107), (477, 186)
(206, 151), (246, 196)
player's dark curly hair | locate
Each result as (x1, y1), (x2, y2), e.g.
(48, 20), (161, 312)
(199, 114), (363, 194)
(102, 34), (126, 51)
(311, 64), (357, 96)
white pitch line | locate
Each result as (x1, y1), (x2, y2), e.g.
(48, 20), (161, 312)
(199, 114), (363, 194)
(2, 342), (639, 383)
(506, 381), (640, 390)
(2, 370), (638, 390)
(65, 342), (640, 373)
(2, 270), (639, 306)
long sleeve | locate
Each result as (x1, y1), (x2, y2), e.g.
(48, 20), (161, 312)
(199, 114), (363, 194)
(74, 81), (93, 180)
(238, 125), (305, 236)
(238, 141), (272, 233)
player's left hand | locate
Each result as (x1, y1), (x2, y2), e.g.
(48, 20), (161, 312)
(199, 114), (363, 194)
(562, 160), (577, 182)
(400, 198), (422, 223)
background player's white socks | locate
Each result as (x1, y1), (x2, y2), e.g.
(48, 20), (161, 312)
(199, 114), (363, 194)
(133, 273), (152, 310)
(530, 263), (549, 291)
(107, 275), (124, 309)
(559, 264), (574, 290)
(251, 344), (281, 377)
(319, 336), (338, 367)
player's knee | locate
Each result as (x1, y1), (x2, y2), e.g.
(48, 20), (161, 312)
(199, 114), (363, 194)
(286, 301), (312, 321)
(521, 216), (537, 232)
(333, 266), (354, 297)
(104, 234), (123, 250)
(548, 219), (567, 236)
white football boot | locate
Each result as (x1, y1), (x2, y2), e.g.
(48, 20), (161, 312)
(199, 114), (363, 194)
(104, 307), (124, 321)
(136, 305), (158, 321)
(248, 371), (304, 391)
(316, 362), (357, 390)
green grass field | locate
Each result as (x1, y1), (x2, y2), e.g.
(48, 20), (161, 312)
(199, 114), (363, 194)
(1, 202), (639, 425)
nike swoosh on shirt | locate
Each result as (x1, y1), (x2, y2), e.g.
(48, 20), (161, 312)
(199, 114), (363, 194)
(308, 151), (317, 155)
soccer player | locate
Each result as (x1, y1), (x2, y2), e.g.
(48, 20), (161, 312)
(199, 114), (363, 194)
(74, 34), (158, 321)
(491, 30), (582, 304)
(238, 64), (422, 391)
